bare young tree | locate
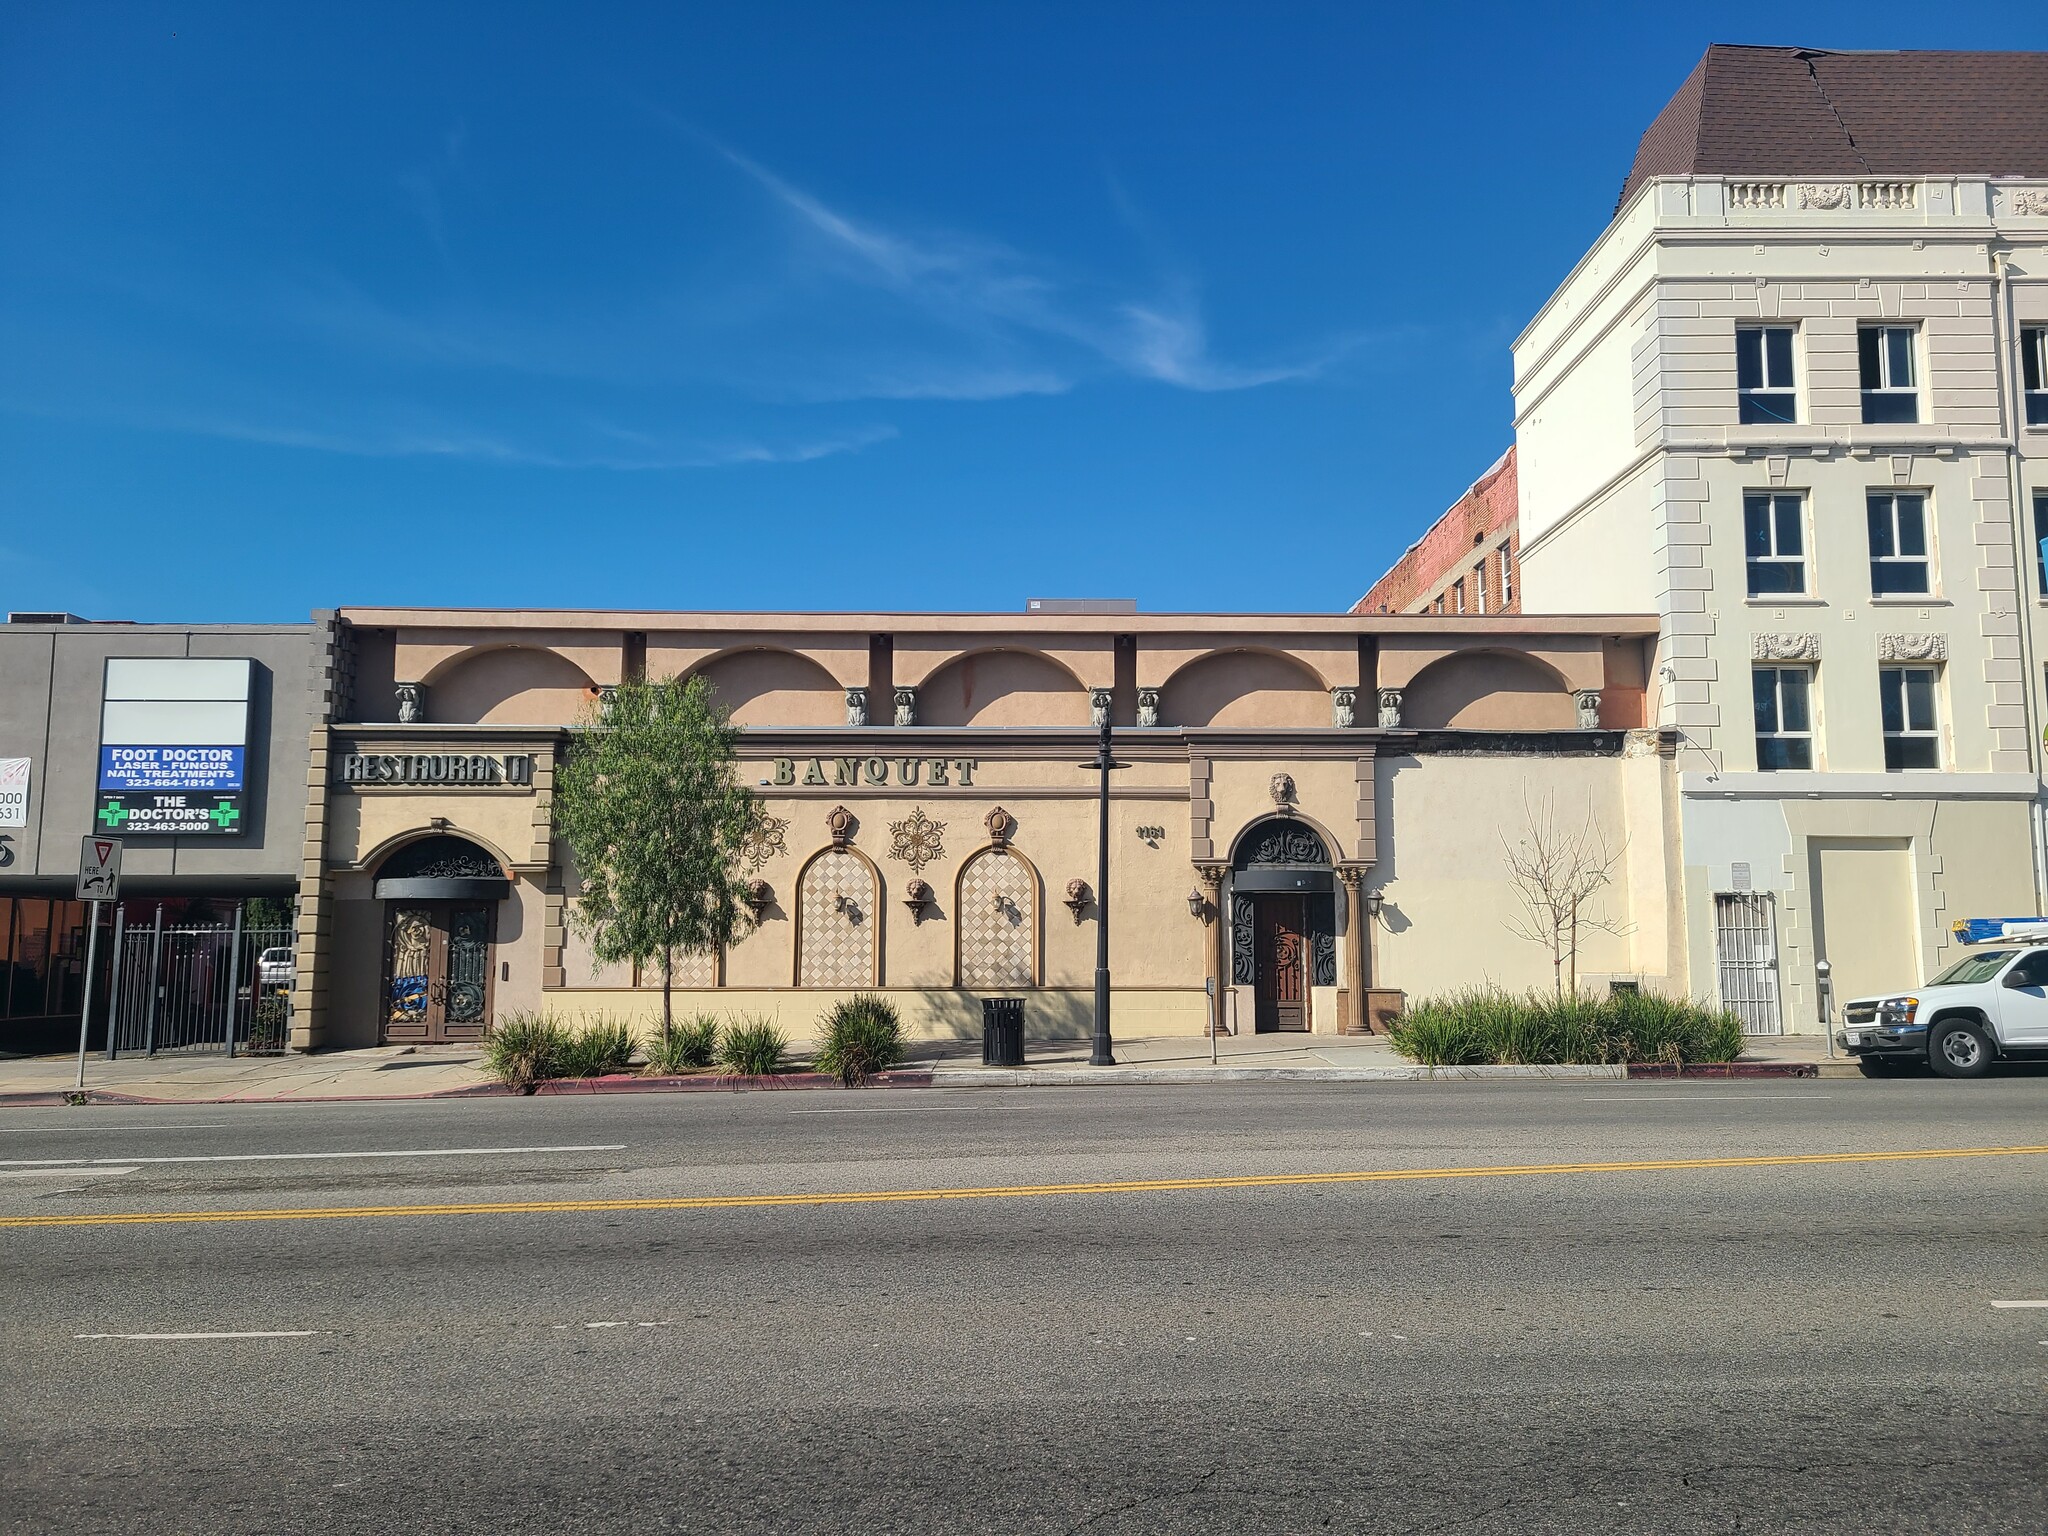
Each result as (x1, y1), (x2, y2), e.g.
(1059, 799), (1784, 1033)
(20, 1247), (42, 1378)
(1500, 790), (1633, 994)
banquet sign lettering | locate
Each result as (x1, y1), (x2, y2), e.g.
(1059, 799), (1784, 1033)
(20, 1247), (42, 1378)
(765, 757), (979, 788)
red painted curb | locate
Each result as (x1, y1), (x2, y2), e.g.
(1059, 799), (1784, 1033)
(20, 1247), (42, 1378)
(1625, 1061), (1819, 1079)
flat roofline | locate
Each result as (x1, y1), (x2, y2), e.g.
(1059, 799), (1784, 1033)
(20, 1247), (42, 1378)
(340, 606), (1661, 636)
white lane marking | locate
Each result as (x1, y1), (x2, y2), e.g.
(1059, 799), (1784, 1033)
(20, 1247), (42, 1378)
(786, 1105), (1028, 1114)
(583, 1321), (671, 1329)
(75, 1331), (324, 1341)
(1580, 1095), (1832, 1102)
(0, 1144), (623, 1168)
(0, 1167), (137, 1180)
(1989, 1300), (2048, 1308)
(0, 1123), (233, 1134)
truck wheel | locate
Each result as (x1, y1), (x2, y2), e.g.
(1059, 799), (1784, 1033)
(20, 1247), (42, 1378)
(1929, 1020), (1993, 1079)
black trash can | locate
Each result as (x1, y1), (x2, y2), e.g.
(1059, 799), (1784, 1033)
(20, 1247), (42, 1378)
(981, 996), (1024, 1066)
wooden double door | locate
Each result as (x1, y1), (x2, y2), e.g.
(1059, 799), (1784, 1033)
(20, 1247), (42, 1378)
(383, 901), (494, 1044)
(1254, 895), (1310, 1032)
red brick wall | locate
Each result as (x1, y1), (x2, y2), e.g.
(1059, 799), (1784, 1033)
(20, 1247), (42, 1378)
(1354, 448), (1520, 615)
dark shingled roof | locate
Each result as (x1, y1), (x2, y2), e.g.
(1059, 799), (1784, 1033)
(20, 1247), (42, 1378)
(1619, 45), (2048, 211)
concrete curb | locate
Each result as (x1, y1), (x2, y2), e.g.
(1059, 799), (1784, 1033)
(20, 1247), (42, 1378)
(918, 1063), (1630, 1085)
(1625, 1061), (1820, 1079)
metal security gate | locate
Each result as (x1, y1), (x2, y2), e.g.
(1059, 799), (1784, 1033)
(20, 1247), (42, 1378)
(107, 906), (294, 1057)
(1714, 893), (1783, 1035)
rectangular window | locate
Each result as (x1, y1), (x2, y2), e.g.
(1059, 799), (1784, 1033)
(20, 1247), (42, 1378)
(1473, 561), (1488, 614)
(1859, 325), (1918, 423)
(2025, 327), (2048, 427)
(2036, 494), (2048, 595)
(1744, 492), (1805, 596)
(1752, 665), (1814, 771)
(1880, 665), (1940, 770)
(1736, 326), (1797, 423)
(1452, 579), (1466, 614)
(1866, 492), (1931, 596)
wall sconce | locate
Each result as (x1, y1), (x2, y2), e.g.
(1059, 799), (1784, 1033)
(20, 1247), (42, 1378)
(1186, 889), (1206, 921)
(834, 892), (862, 923)
(1363, 890), (1386, 923)
(743, 879), (772, 920)
(1064, 879), (1090, 924)
(902, 878), (932, 920)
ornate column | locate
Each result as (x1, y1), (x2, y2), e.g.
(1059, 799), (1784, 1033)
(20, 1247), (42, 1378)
(893, 686), (917, 727)
(1338, 866), (1369, 1032)
(1196, 862), (1228, 1034)
(395, 683), (425, 724)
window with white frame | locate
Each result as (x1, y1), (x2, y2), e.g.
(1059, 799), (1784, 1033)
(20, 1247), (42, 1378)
(1743, 492), (1806, 596)
(1452, 579), (1466, 614)
(1867, 491), (1931, 596)
(1752, 665), (1814, 771)
(2035, 494), (2048, 595)
(2024, 327), (2047, 427)
(1859, 325), (1918, 424)
(1500, 544), (1515, 607)
(1736, 326), (1797, 423)
(1473, 561), (1488, 613)
(1879, 665), (1940, 770)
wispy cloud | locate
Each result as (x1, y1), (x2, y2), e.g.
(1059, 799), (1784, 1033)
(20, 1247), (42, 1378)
(709, 139), (1345, 396)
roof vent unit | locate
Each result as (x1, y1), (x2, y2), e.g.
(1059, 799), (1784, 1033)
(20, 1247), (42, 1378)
(1025, 598), (1137, 615)
(6, 612), (90, 625)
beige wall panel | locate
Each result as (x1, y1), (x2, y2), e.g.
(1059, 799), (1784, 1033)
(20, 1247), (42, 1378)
(1161, 652), (1327, 728)
(430, 647), (596, 726)
(1400, 652), (1578, 730)
(915, 652), (1093, 726)
(1808, 841), (1918, 1004)
(1207, 758), (1358, 865)
(1373, 754), (1643, 999)
(691, 648), (844, 726)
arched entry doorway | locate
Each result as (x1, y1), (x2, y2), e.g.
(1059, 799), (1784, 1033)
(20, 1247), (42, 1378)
(1230, 817), (1338, 1032)
(374, 835), (508, 1044)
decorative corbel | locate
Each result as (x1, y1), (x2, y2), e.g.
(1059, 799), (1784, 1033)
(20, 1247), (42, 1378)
(1136, 687), (1162, 727)
(1064, 878), (1091, 924)
(395, 683), (425, 724)
(893, 686), (917, 727)
(1089, 689), (1113, 728)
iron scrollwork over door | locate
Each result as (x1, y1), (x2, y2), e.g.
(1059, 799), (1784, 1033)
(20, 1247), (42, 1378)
(1309, 894), (1337, 987)
(443, 905), (492, 1029)
(382, 900), (494, 1044)
(1230, 894), (1256, 984)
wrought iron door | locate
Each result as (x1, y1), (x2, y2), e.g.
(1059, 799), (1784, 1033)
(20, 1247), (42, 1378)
(1713, 893), (1782, 1035)
(1255, 895), (1309, 1032)
(383, 901), (494, 1044)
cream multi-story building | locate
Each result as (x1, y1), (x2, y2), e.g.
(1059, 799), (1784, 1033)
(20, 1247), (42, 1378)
(1512, 45), (2048, 1032)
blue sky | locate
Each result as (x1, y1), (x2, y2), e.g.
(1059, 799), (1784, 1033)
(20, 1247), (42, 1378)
(4, 2), (2041, 621)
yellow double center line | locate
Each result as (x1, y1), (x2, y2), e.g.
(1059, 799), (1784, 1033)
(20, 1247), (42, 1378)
(5, 1143), (2045, 1230)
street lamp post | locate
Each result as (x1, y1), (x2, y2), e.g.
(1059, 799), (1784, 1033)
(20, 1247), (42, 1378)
(1085, 718), (1128, 1066)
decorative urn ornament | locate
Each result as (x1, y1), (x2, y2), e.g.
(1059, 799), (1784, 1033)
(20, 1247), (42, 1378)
(902, 878), (933, 918)
(743, 878), (772, 919)
(1064, 878), (1091, 924)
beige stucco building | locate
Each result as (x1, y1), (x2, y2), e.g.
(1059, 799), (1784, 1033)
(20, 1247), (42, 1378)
(287, 606), (1680, 1051)
(1511, 46), (2048, 1030)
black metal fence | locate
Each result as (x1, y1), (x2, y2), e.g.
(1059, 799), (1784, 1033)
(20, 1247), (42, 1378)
(107, 906), (294, 1057)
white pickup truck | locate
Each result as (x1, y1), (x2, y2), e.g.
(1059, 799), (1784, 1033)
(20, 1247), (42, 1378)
(1837, 926), (2048, 1077)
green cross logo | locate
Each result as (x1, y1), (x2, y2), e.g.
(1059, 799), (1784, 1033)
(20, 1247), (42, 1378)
(209, 802), (240, 829)
(97, 801), (127, 828)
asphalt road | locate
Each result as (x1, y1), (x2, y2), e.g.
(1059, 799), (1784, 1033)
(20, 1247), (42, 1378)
(3, 1078), (2046, 1534)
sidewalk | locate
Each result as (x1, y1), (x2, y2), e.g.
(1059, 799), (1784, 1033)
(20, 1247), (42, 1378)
(0, 1029), (1849, 1106)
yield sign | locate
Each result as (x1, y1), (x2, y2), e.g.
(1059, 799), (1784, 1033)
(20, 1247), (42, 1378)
(77, 833), (123, 902)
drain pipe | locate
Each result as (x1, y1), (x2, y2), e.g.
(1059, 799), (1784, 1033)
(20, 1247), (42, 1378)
(1990, 245), (2048, 914)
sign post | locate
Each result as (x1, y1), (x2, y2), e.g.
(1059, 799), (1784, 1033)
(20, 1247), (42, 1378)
(74, 835), (123, 1092)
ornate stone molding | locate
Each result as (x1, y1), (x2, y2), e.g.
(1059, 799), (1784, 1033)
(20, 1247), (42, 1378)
(1331, 687), (1357, 728)
(844, 687), (868, 727)
(892, 686), (917, 728)
(1798, 183), (1852, 211)
(983, 805), (1016, 850)
(887, 807), (945, 873)
(1752, 633), (1821, 661)
(825, 804), (857, 849)
(2006, 187), (2048, 217)
(1063, 878), (1090, 924)
(1377, 688), (1402, 730)
(1573, 690), (1602, 730)
(1089, 688), (1113, 728)
(395, 683), (425, 724)
(1877, 633), (1948, 662)
(1136, 687), (1161, 727)
(1194, 861), (1227, 890)
(1269, 772), (1296, 807)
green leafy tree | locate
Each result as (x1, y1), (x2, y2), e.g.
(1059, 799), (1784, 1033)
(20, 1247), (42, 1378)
(553, 675), (759, 1042)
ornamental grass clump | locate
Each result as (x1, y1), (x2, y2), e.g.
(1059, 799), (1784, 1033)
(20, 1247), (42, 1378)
(482, 1010), (575, 1090)
(813, 993), (907, 1086)
(1387, 990), (1746, 1067)
(717, 1014), (790, 1077)
(643, 1013), (721, 1075)
(556, 1016), (639, 1078)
